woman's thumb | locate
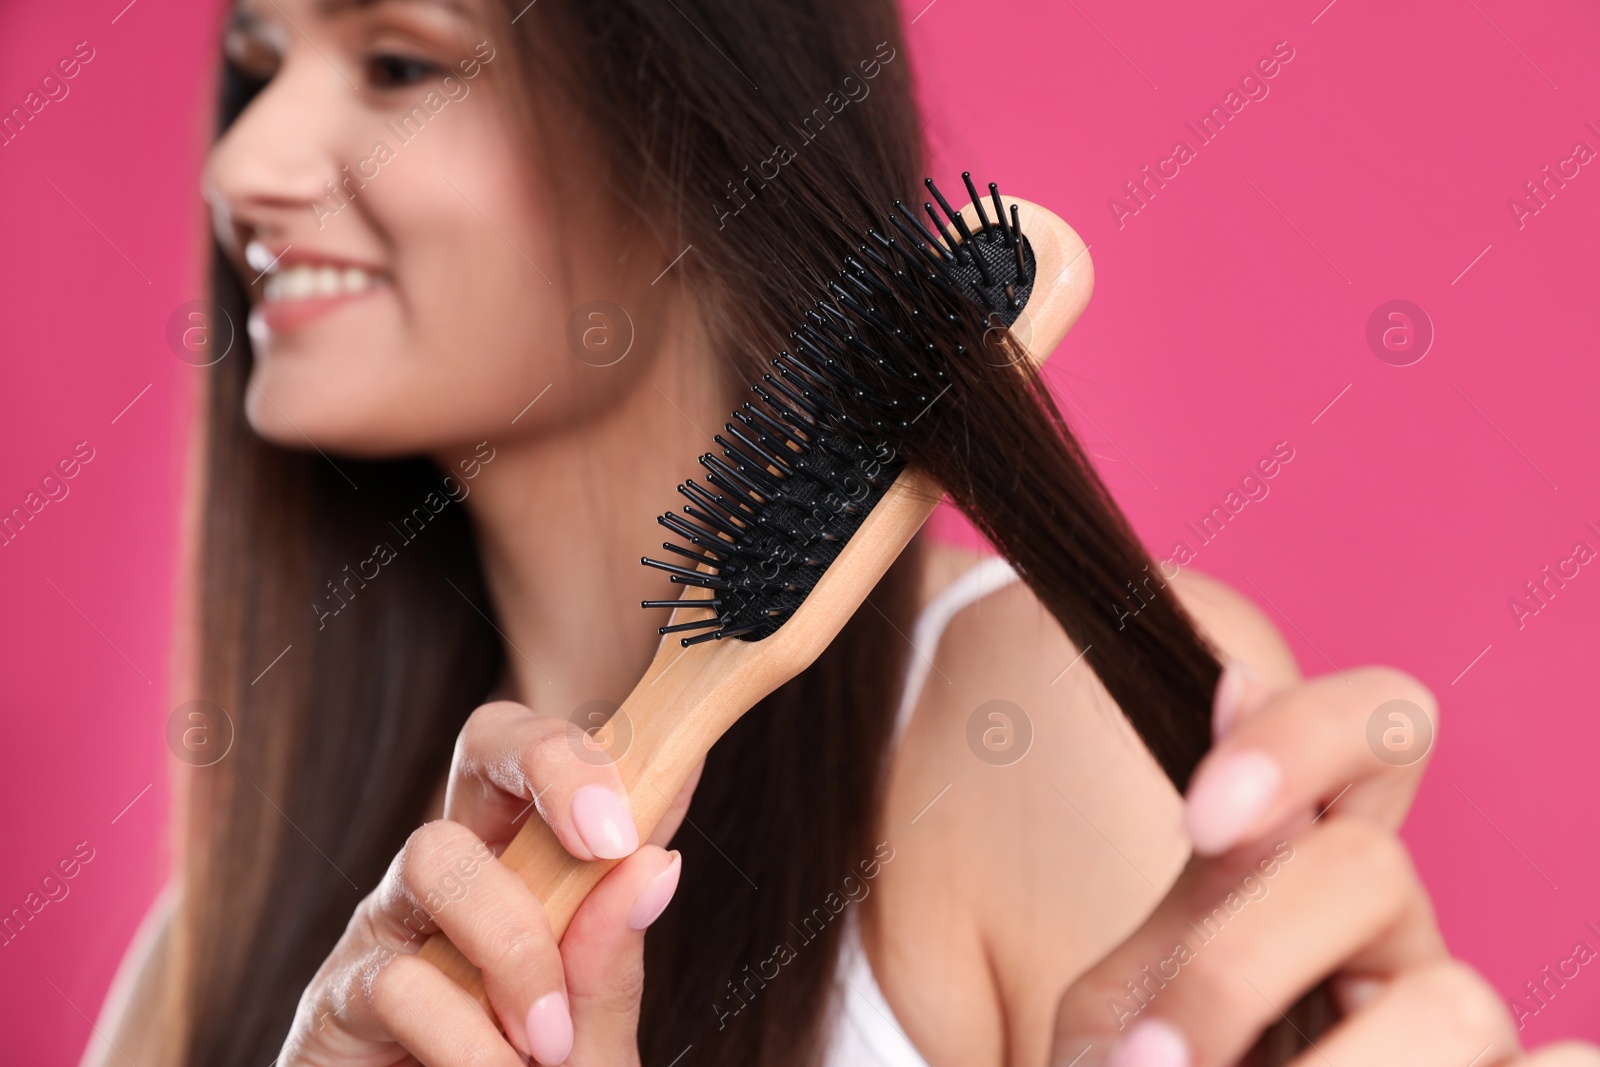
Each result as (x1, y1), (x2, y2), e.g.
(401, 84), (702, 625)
(559, 845), (681, 1063)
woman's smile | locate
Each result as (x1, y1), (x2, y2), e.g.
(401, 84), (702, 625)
(246, 241), (390, 337)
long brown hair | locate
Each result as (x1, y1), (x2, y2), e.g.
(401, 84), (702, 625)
(174, 1), (1322, 1063)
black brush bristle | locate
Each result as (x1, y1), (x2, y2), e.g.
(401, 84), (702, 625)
(641, 173), (1036, 646)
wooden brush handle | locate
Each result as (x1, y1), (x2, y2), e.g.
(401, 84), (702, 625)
(415, 194), (1089, 1019)
(414, 668), (728, 1006)
(413, 467), (949, 1014)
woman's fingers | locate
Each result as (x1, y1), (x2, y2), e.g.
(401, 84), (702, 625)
(1051, 661), (1600, 1067)
(290, 944), (527, 1065)
(1209, 659), (1268, 741)
(281, 699), (691, 1065)
(1052, 819), (1448, 1067)
(1186, 666), (1437, 856)
(446, 699), (641, 861)
(368, 819), (571, 1062)
(364, 951), (531, 1067)
(1284, 961), (1520, 1067)
(560, 845), (683, 1064)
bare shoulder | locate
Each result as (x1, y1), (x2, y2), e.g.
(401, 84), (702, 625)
(79, 881), (178, 1067)
(925, 556), (1301, 703)
(870, 553), (1304, 1063)
(1161, 567), (1302, 687)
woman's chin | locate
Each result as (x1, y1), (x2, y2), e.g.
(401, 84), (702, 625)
(241, 385), (408, 459)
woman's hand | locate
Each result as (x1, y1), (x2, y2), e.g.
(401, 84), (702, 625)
(276, 700), (702, 1066)
(1049, 664), (1600, 1067)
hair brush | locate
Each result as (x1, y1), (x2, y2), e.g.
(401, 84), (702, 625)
(417, 174), (1092, 1004)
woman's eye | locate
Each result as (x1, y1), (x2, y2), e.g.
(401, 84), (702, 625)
(364, 53), (442, 89)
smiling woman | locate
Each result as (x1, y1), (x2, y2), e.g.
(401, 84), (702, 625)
(78, 1), (1600, 1066)
(209, 0), (604, 459)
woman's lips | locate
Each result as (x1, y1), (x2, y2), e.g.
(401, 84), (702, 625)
(250, 261), (388, 335)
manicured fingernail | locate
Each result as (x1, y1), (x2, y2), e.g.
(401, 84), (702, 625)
(627, 850), (682, 930)
(526, 990), (573, 1065)
(1212, 660), (1258, 741)
(571, 784), (639, 859)
(1106, 1019), (1189, 1067)
(1184, 749), (1280, 854)
(1333, 974), (1386, 1013)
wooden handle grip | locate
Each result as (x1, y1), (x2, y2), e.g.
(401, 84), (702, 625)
(415, 709), (704, 1008)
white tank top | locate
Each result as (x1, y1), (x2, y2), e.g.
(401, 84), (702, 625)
(820, 556), (1021, 1067)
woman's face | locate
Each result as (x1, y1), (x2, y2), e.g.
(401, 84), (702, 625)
(205, 0), (670, 457)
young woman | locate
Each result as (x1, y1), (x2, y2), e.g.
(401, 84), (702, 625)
(84, 1), (1598, 1066)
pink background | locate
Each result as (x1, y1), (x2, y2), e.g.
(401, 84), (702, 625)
(2, 0), (1597, 1058)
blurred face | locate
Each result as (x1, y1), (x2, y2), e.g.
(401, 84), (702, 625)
(205, 0), (674, 456)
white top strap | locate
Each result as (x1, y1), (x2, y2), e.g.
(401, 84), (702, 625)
(890, 555), (1021, 751)
(822, 555), (1023, 1067)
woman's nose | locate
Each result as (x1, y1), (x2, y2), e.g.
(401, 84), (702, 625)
(202, 55), (348, 236)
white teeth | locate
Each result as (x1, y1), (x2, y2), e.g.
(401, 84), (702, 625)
(244, 240), (278, 274)
(261, 263), (383, 304)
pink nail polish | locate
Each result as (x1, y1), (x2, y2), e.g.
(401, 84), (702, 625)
(1212, 660), (1259, 740)
(628, 850), (682, 930)
(1184, 750), (1280, 854)
(570, 784), (639, 859)
(526, 990), (573, 1065)
(1106, 1019), (1189, 1067)
(1212, 662), (1244, 740)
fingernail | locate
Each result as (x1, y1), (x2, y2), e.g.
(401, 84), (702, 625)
(627, 850), (682, 930)
(1212, 660), (1258, 741)
(571, 784), (639, 859)
(1333, 974), (1386, 1014)
(526, 990), (573, 1065)
(1184, 749), (1280, 854)
(1106, 1019), (1189, 1067)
